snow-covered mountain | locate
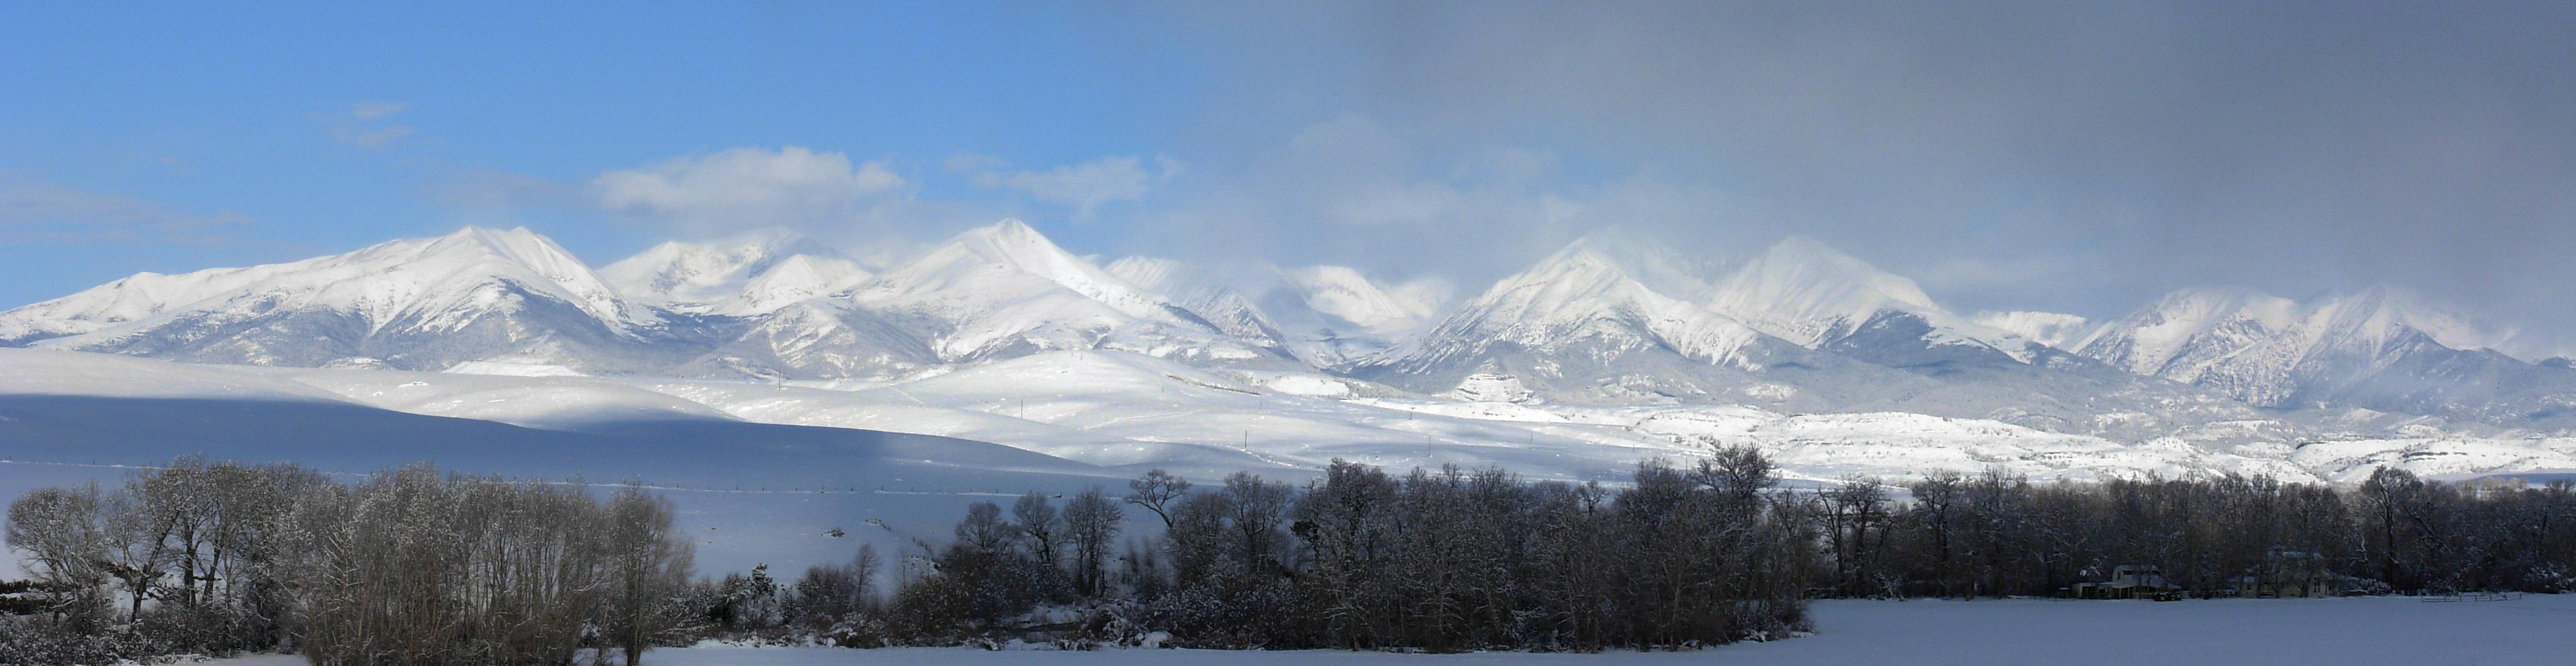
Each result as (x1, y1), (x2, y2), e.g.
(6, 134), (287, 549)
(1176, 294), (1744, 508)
(1704, 237), (2041, 366)
(1105, 257), (1442, 369)
(1972, 311), (2095, 350)
(5, 221), (2573, 434)
(1, 227), (705, 373)
(835, 219), (1281, 366)
(599, 229), (873, 315)
(1104, 256), (1294, 351)
(1350, 234), (2260, 438)
(1361, 237), (1783, 402)
(2077, 286), (2576, 424)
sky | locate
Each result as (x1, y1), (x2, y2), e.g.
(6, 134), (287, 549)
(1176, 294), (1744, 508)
(4, 1), (2573, 353)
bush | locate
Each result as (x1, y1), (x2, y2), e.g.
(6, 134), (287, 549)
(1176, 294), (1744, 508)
(0, 616), (171, 666)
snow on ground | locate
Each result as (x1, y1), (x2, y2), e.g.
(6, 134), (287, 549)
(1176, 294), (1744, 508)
(2288, 436), (2576, 482)
(266, 365), (743, 430)
(11, 348), (2576, 487)
(185, 595), (2575, 666)
(0, 348), (349, 403)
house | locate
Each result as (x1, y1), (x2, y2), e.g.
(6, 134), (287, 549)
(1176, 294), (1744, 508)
(2235, 550), (2331, 598)
(2074, 565), (2181, 600)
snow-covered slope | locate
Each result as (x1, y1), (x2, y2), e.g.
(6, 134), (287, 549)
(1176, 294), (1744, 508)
(1359, 238), (1819, 405)
(1705, 237), (2038, 364)
(20, 348), (2567, 490)
(1972, 311), (2094, 350)
(1282, 265), (1441, 333)
(1351, 234), (2272, 439)
(599, 229), (871, 315)
(7, 227), (705, 372)
(2077, 286), (2576, 422)
(0, 265), (289, 346)
(1104, 256), (1292, 350)
(1267, 266), (1444, 366)
(838, 220), (1280, 366)
(1105, 257), (1440, 368)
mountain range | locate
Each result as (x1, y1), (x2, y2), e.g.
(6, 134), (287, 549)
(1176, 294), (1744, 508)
(7, 219), (2574, 440)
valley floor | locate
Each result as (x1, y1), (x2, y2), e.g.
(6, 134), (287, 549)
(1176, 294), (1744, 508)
(192, 594), (2571, 666)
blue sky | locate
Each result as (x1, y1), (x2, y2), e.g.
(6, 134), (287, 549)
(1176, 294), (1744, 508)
(1, 2), (1214, 302)
(5, 2), (2574, 349)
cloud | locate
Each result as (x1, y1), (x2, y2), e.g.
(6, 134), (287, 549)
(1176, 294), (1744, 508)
(310, 101), (419, 148)
(349, 101), (411, 120)
(592, 146), (907, 233)
(1132, 113), (1731, 286)
(965, 154), (1180, 222)
(418, 168), (588, 211)
(0, 171), (252, 245)
(1096, 1), (2576, 347)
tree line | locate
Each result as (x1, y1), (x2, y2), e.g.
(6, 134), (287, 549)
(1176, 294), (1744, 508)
(800, 455), (2573, 650)
(849, 452), (1814, 651)
(1814, 467), (2575, 598)
(8, 451), (2576, 661)
(3, 459), (695, 666)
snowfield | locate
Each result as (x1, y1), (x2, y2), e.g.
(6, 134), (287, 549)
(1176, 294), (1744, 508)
(184, 595), (2575, 666)
(11, 347), (2576, 489)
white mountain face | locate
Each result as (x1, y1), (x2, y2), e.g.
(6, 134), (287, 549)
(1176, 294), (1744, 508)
(835, 219), (1281, 367)
(5, 227), (697, 373)
(1104, 257), (1444, 369)
(1267, 266), (1446, 367)
(1704, 236), (2038, 364)
(0, 264), (286, 346)
(1104, 256), (1291, 350)
(1361, 238), (1824, 406)
(1347, 234), (2257, 439)
(2076, 286), (2576, 422)
(1971, 311), (2095, 350)
(598, 229), (872, 315)
(1283, 266), (1443, 332)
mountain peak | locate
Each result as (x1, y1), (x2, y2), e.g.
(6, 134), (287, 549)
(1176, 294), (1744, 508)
(1706, 236), (1944, 347)
(964, 217), (1047, 246)
(868, 219), (1195, 328)
(598, 228), (857, 308)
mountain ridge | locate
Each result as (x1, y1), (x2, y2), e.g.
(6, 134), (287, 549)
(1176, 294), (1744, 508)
(5, 221), (2568, 434)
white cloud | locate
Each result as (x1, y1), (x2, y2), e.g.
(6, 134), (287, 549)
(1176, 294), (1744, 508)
(310, 101), (419, 148)
(592, 146), (906, 233)
(968, 154), (1180, 222)
(1130, 113), (1751, 288)
(349, 101), (411, 120)
(0, 171), (251, 245)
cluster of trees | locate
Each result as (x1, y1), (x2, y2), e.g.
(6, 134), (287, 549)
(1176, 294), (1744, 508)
(1814, 468), (2576, 598)
(861, 449), (1814, 651)
(10, 451), (2576, 661)
(3, 459), (696, 666)
(789, 458), (2574, 651)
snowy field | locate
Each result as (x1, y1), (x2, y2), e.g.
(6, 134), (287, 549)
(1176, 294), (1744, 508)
(188, 595), (2572, 666)
(13, 348), (2576, 494)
